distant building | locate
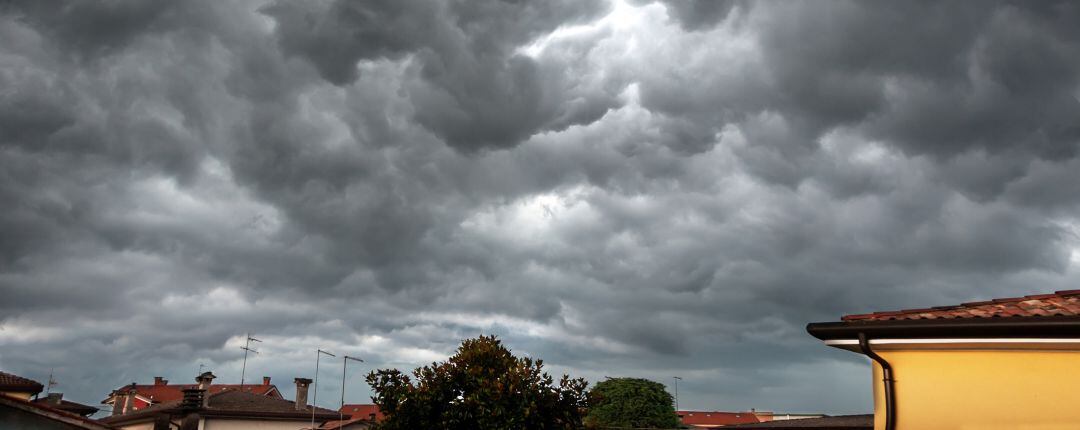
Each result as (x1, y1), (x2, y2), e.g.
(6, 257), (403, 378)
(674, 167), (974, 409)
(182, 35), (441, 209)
(808, 289), (1080, 430)
(754, 411), (826, 422)
(33, 393), (100, 417)
(0, 371), (44, 400)
(339, 403), (384, 421)
(0, 394), (113, 430)
(724, 414), (872, 429)
(100, 376), (338, 430)
(102, 372), (281, 415)
(678, 410), (762, 428)
(319, 404), (384, 430)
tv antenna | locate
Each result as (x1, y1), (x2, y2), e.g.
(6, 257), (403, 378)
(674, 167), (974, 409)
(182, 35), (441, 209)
(239, 334), (262, 388)
(45, 369), (58, 395)
(339, 356), (364, 423)
(312, 349), (336, 430)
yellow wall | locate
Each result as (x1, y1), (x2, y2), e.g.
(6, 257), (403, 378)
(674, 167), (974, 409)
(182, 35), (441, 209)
(870, 349), (1080, 430)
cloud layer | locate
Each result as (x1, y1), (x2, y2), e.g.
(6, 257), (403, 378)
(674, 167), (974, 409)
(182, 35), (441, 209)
(2, 0), (1080, 414)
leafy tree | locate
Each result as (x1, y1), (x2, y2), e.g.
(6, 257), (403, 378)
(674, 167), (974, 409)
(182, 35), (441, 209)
(584, 378), (680, 429)
(366, 335), (589, 430)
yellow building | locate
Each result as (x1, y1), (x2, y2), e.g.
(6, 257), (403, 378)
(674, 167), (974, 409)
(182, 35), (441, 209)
(0, 370), (44, 401)
(808, 289), (1080, 430)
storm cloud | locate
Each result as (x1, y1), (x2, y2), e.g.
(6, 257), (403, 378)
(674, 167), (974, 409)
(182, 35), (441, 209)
(2, 0), (1080, 415)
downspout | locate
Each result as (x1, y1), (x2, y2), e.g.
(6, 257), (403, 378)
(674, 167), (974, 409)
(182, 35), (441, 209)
(858, 333), (895, 430)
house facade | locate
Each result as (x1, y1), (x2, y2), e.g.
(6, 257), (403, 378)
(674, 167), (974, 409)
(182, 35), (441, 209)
(808, 289), (1080, 430)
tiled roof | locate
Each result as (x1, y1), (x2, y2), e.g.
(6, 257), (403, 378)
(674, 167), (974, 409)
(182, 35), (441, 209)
(678, 410), (761, 427)
(321, 417), (373, 429)
(109, 382), (279, 404)
(340, 403), (384, 421)
(0, 370), (44, 393)
(725, 414), (872, 428)
(101, 389), (338, 424)
(32, 396), (100, 416)
(842, 290), (1080, 321)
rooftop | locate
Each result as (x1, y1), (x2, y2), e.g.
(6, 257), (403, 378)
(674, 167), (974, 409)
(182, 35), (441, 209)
(725, 414), (872, 429)
(842, 290), (1080, 321)
(678, 410), (761, 427)
(0, 370), (44, 394)
(100, 388), (338, 425)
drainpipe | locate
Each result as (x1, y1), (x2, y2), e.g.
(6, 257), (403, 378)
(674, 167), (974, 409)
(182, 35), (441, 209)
(858, 333), (895, 430)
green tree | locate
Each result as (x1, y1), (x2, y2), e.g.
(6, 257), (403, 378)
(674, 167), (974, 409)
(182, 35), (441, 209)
(584, 378), (680, 429)
(366, 335), (589, 430)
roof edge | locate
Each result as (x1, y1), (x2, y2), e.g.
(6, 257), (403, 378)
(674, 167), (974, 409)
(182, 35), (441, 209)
(807, 315), (1080, 341)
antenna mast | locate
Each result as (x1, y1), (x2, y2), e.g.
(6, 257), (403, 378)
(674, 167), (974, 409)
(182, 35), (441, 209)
(240, 334), (262, 388)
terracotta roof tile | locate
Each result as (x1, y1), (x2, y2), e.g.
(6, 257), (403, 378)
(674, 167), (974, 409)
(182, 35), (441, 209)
(677, 410), (762, 426)
(110, 382), (279, 404)
(0, 371), (44, 393)
(842, 290), (1080, 321)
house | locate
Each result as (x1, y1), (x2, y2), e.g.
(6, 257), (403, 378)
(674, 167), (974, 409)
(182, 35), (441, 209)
(100, 375), (338, 430)
(807, 289), (1080, 430)
(33, 393), (100, 417)
(0, 394), (114, 430)
(0, 370), (45, 400)
(339, 403), (384, 421)
(317, 404), (384, 429)
(755, 412), (826, 422)
(724, 415), (872, 429)
(678, 410), (762, 428)
(103, 372), (282, 415)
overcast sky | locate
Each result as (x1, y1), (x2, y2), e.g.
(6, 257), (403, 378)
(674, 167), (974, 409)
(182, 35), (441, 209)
(3, 0), (1080, 415)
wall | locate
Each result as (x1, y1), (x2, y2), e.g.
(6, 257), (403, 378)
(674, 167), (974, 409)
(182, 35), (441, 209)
(871, 348), (1080, 430)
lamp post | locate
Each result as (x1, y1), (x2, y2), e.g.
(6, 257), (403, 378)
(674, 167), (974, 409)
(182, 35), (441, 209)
(673, 376), (682, 412)
(312, 349), (335, 430)
(340, 356), (364, 424)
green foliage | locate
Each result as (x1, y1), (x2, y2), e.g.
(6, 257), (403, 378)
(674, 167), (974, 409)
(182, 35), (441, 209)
(366, 335), (589, 430)
(584, 378), (680, 429)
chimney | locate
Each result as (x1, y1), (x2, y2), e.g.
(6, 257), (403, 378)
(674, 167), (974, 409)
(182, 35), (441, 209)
(46, 393), (63, 405)
(195, 372), (215, 407)
(154, 377), (168, 386)
(180, 388), (205, 411)
(263, 376), (271, 386)
(195, 372), (216, 391)
(122, 384), (137, 414)
(293, 378), (312, 411)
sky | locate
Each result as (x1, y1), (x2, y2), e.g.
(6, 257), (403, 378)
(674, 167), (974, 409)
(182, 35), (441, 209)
(2, 0), (1080, 416)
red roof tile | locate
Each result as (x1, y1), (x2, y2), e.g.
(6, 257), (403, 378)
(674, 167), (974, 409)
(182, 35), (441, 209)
(0, 371), (44, 393)
(842, 290), (1080, 321)
(678, 410), (762, 427)
(110, 382), (280, 404)
(340, 404), (384, 421)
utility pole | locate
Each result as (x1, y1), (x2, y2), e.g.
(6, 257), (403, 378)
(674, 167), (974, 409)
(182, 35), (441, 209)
(340, 356), (364, 424)
(673, 376), (682, 412)
(240, 334), (262, 388)
(312, 349), (335, 430)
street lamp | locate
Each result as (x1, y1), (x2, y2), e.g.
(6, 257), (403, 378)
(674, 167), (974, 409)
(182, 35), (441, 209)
(340, 356), (364, 424)
(312, 349), (335, 430)
(673, 376), (682, 412)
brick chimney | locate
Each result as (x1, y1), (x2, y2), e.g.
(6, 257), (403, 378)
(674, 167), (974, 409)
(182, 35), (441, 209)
(263, 376), (271, 386)
(294, 378), (312, 411)
(180, 388), (205, 411)
(46, 392), (63, 405)
(154, 376), (168, 386)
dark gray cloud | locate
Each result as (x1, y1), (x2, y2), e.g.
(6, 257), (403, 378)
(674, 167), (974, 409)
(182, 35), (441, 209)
(2, 0), (1080, 416)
